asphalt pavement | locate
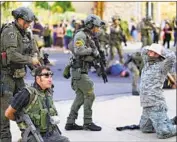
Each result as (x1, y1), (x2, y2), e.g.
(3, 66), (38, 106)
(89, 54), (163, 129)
(11, 89), (176, 142)
(25, 42), (142, 101)
(10, 41), (177, 141)
(24, 41), (176, 101)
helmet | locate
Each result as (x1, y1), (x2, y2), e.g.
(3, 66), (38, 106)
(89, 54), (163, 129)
(12, 7), (35, 22)
(146, 16), (152, 21)
(84, 14), (104, 29)
(112, 15), (121, 21)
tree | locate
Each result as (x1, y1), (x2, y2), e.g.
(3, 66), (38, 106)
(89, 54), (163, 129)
(53, 2), (75, 12)
(34, 2), (50, 10)
(34, 1), (75, 13)
(1, 2), (22, 23)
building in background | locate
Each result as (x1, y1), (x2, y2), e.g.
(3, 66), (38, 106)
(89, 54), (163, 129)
(72, 2), (176, 24)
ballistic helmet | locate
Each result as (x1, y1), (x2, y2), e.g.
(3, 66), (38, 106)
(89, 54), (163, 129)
(146, 16), (152, 21)
(12, 7), (35, 22)
(84, 14), (105, 29)
(112, 15), (121, 21)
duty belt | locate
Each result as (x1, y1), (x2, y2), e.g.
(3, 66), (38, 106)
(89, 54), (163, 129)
(1, 68), (12, 75)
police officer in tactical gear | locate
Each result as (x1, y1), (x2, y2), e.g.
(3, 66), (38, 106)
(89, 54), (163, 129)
(140, 16), (153, 47)
(5, 66), (70, 142)
(0, 7), (40, 142)
(108, 15), (124, 65)
(124, 52), (144, 96)
(97, 22), (110, 56)
(65, 14), (103, 131)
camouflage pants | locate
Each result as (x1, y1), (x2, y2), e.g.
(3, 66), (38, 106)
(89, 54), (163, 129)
(0, 73), (25, 142)
(139, 105), (176, 139)
(67, 74), (95, 125)
(141, 36), (152, 48)
(26, 129), (70, 142)
(127, 62), (140, 92)
(109, 43), (124, 64)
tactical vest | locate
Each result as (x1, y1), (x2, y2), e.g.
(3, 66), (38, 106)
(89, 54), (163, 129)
(110, 24), (123, 44)
(141, 22), (152, 37)
(68, 29), (94, 73)
(17, 86), (58, 133)
(1, 22), (34, 77)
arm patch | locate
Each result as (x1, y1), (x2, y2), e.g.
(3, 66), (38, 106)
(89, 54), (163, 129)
(75, 39), (84, 48)
(8, 32), (16, 39)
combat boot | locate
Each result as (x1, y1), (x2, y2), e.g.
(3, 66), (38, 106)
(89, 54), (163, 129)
(132, 91), (139, 96)
(83, 123), (102, 131)
(65, 123), (83, 130)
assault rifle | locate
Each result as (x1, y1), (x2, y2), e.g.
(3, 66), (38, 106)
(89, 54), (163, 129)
(92, 36), (108, 83)
(17, 112), (44, 142)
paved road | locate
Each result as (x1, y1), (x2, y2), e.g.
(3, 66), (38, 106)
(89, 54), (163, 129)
(25, 52), (133, 101)
(24, 42), (176, 101)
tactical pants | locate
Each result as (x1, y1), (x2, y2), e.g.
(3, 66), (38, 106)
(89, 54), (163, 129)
(139, 105), (176, 139)
(67, 74), (95, 125)
(26, 129), (70, 142)
(0, 73), (25, 142)
(141, 36), (152, 48)
(127, 62), (140, 92)
(109, 43), (124, 64)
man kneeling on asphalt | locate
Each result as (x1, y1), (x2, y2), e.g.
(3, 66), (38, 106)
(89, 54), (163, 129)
(5, 66), (70, 142)
(139, 43), (177, 139)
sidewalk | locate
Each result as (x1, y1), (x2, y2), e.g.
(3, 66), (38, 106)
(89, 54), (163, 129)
(11, 89), (176, 142)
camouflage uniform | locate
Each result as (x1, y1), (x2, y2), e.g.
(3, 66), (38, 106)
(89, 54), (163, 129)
(11, 83), (69, 142)
(0, 7), (37, 142)
(139, 47), (176, 139)
(125, 52), (144, 95)
(140, 18), (153, 47)
(65, 14), (103, 131)
(109, 16), (124, 64)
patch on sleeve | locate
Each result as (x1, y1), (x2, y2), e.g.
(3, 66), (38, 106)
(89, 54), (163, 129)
(75, 39), (84, 48)
(8, 32), (16, 39)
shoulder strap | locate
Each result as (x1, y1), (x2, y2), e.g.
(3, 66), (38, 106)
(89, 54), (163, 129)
(23, 86), (38, 113)
(0, 23), (12, 35)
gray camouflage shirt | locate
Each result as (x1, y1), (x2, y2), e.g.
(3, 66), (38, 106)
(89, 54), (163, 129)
(140, 48), (176, 107)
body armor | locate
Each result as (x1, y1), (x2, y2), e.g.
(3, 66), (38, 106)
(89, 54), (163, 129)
(17, 86), (58, 133)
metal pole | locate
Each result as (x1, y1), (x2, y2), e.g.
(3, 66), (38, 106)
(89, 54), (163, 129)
(157, 2), (161, 24)
(148, 1), (151, 17)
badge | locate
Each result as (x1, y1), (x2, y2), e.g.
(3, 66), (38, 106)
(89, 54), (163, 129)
(9, 32), (16, 39)
(75, 39), (84, 48)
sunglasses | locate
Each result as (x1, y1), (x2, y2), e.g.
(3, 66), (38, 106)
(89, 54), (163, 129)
(39, 72), (54, 77)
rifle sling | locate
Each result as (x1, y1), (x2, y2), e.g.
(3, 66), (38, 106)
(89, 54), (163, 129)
(45, 95), (51, 137)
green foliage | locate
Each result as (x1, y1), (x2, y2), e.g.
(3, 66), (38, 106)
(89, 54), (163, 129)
(1, 2), (10, 9)
(53, 2), (75, 12)
(34, 1), (75, 13)
(34, 2), (50, 10)
(1, 2), (22, 23)
(120, 20), (130, 39)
